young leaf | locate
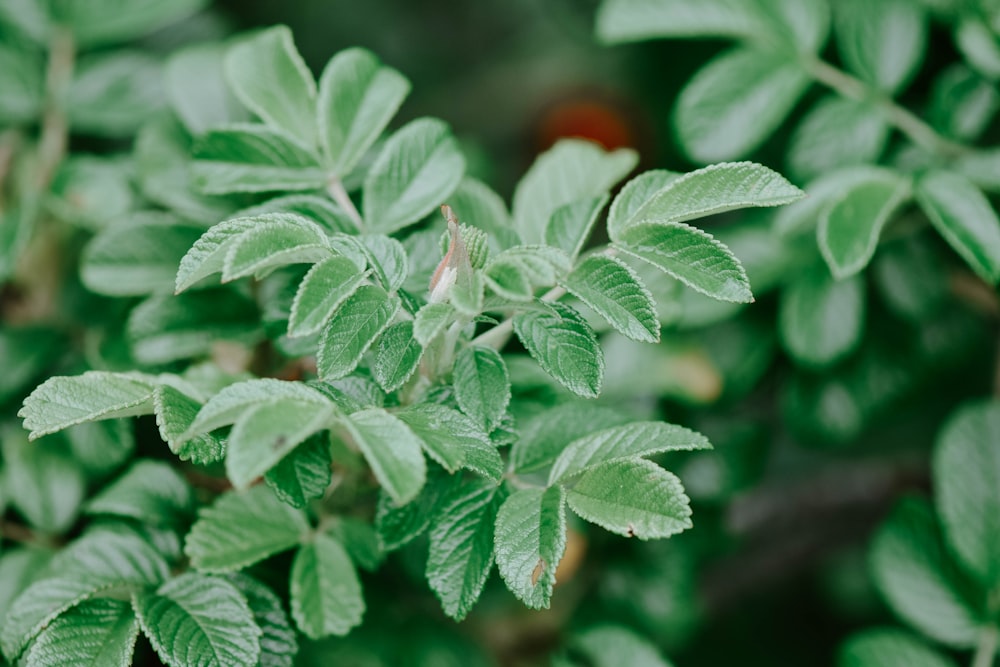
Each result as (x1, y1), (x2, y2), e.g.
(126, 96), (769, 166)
(615, 222), (753, 303)
(226, 573), (298, 667)
(153, 384), (225, 464)
(818, 169), (910, 279)
(834, 0), (926, 94)
(288, 255), (369, 338)
(372, 321), (423, 393)
(86, 459), (193, 526)
(565, 459), (692, 539)
(317, 47), (411, 176)
(453, 345), (511, 432)
(363, 117), (465, 234)
(265, 435), (333, 509)
(19, 371), (157, 440)
(674, 47), (811, 163)
(291, 533), (364, 638)
(494, 486), (567, 609)
(549, 421), (710, 484)
(545, 195), (609, 259)
(134, 573), (261, 667)
(788, 96), (890, 181)
(317, 285), (400, 380)
(447, 177), (519, 250)
(427, 481), (506, 620)
(413, 302), (455, 345)
(838, 629), (958, 667)
(187, 378), (332, 436)
(933, 400), (1000, 588)
(572, 625), (675, 667)
(870, 498), (982, 647)
(397, 403), (497, 476)
(513, 302), (604, 398)
(563, 254), (660, 343)
(512, 139), (637, 245)
(346, 408), (427, 505)
(224, 25), (317, 147)
(220, 217), (331, 283)
(185, 485), (310, 573)
(915, 170), (1000, 285)
(779, 267), (865, 367)
(22, 598), (139, 667)
(512, 403), (631, 473)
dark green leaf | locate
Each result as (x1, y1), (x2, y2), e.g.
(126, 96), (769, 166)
(153, 384), (225, 465)
(317, 285), (400, 380)
(372, 321), (423, 393)
(512, 302), (604, 398)
(23, 598), (139, 667)
(494, 486), (567, 609)
(397, 403), (498, 477)
(838, 629), (958, 667)
(226, 573), (298, 667)
(454, 345), (510, 432)
(512, 403), (631, 473)
(563, 254), (659, 343)
(265, 435), (333, 509)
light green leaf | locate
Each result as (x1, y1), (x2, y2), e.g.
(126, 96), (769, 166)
(447, 177), (519, 250)
(512, 403), (631, 473)
(494, 486), (567, 609)
(674, 47), (811, 163)
(3, 579), (111, 661)
(361, 234), (408, 293)
(0, 44), (43, 123)
(192, 125), (326, 194)
(372, 321), (422, 393)
(566, 459), (692, 539)
(345, 408), (427, 505)
(185, 485), (310, 573)
(934, 400), (1000, 588)
(288, 255), (369, 338)
(596, 0), (766, 43)
(563, 254), (659, 343)
(317, 285), (400, 380)
(226, 398), (336, 490)
(956, 19), (1000, 80)
(86, 459), (193, 526)
(67, 51), (165, 137)
(51, 0), (205, 47)
(238, 194), (359, 236)
(572, 625), (675, 667)
(291, 533), (364, 638)
(915, 170), (1000, 285)
(23, 598), (139, 667)
(412, 302), (455, 345)
(0, 549), (52, 619)
(2, 432), (85, 534)
(64, 415), (135, 478)
(545, 195), (609, 259)
(220, 217), (331, 283)
(779, 266), (865, 367)
(189, 379), (333, 436)
(427, 481), (505, 620)
(616, 222), (753, 303)
(134, 573), (261, 667)
(549, 421), (710, 484)
(870, 498), (982, 647)
(818, 169), (911, 278)
(512, 302), (604, 398)
(397, 404), (496, 476)
(512, 139), (637, 245)
(19, 371), (157, 440)
(454, 345), (510, 432)
(48, 156), (135, 231)
(265, 435), (333, 509)
(363, 117), (465, 234)
(606, 170), (682, 241)
(153, 384), (224, 465)
(838, 629), (958, 667)
(225, 26), (317, 147)
(788, 96), (891, 181)
(165, 42), (249, 135)
(835, 0), (926, 93)
(226, 573), (297, 667)
(317, 47), (410, 177)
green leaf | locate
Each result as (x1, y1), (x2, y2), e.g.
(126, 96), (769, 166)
(413, 302), (455, 345)
(0, 44), (43, 123)
(818, 169), (911, 279)
(165, 42), (249, 135)
(788, 96), (891, 181)
(226, 398), (336, 490)
(224, 26), (317, 147)
(345, 408), (427, 505)
(2, 432), (85, 534)
(447, 178), (519, 250)
(596, 0), (766, 44)
(397, 404), (497, 476)
(192, 125), (326, 194)
(427, 481), (505, 620)
(915, 170), (1000, 285)
(487, 246), (572, 294)
(607, 170), (682, 239)
(572, 625), (675, 667)
(545, 195), (610, 259)
(512, 403), (631, 473)
(363, 117), (465, 234)
(674, 47), (811, 163)
(220, 217), (331, 283)
(838, 629), (958, 667)
(245, 194), (358, 235)
(930, 65), (999, 143)
(82, 216), (205, 296)
(288, 255), (369, 338)
(189, 379), (333, 435)
(454, 345), (511, 432)
(67, 51), (165, 137)
(549, 421), (710, 484)
(374, 468), (460, 551)
(2, 579), (112, 661)
(563, 254), (659, 343)
(66, 418), (136, 478)
(779, 266), (865, 367)
(513, 302), (604, 398)
(325, 519), (384, 572)
(317, 47), (411, 177)
(86, 459), (193, 526)
(153, 384), (224, 465)
(0, 326), (61, 407)
(134, 573), (261, 667)
(494, 486), (567, 609)
(956, 19), (1000, 80)
(19, 371), (157, 440)
(616, 223), (753, 304)
(185, 485), (310, 573)
(265, 435), (333, 509)
(226, 573), (297, 667)
(870, 498), (982, 647)
(317, 285), (400, 380)
(372, 321), (423, 393)
(291, 533), (364, 638)
(834, 0), (926, 94)
(361, 234), (409, 293)
(565, 459), (692, 539)
(512, 139), (637, 245)
(48, 156), (135, 231)
(51, 0), (206, 47)
(22, 598), (139, 667)
(934, 400), (1000, 588)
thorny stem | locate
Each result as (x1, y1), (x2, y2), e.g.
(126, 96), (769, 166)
(326, 178), (365, 231)
(971, 626), (998, 667)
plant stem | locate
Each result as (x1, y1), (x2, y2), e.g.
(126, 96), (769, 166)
(326, 178), (365, 231)
(470, 284), (568, 350)
(37, 27), (74, 192)
(972, 627), (998, 667)
(803, 56), (968, 159)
